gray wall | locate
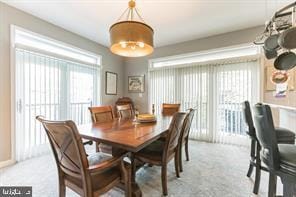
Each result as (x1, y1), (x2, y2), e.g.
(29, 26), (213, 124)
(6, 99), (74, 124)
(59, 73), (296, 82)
(0, 2), (124, 162)
(124, 26), (264, 113)
(0, 1), (265, 164)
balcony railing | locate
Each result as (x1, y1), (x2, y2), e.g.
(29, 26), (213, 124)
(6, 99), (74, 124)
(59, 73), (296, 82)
(25, 101), (92, 125)
(153, 101), (246, 136)
(218, 102), (245, 135)
(69, 101), (92, 125)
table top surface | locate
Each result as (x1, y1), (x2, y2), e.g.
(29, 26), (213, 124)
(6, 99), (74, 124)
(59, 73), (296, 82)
(78, 116), (172, 152)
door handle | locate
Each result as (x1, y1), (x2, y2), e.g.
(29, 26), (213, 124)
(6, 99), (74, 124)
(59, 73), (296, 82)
(17, 99), (22, 113)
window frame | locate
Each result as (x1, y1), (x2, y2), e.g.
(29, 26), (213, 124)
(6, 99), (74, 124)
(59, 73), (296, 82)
(148, 44), (260, 70)
(10, 25), (102, 162)
(148, 45), (262, 146)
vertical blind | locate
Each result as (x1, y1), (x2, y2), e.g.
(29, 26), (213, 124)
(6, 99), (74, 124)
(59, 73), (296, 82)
(15, 48), (100, 161)
(149, 60), (259, 146)
(212, 61), (259, 145)
(149, 65), (210, 141)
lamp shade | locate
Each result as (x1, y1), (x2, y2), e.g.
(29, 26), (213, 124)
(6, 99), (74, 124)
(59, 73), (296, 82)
(109, 21), (154, 57)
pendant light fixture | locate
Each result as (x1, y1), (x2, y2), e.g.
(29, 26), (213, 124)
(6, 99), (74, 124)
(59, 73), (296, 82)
(109, 0), (154, 57)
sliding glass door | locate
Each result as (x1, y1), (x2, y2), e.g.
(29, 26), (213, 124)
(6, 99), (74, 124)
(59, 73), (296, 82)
(15, 48), (100, 161)
(149, 60), (259, 145)
(212, 61), (259, 144)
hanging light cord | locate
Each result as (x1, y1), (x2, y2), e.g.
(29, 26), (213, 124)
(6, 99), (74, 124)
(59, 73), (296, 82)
(116, 0), (146, 23)
(116, 7), (129, 22)
(134, 8), (146, 23)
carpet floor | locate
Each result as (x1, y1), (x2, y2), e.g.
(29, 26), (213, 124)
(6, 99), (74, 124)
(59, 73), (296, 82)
(0, 141), (283, 197)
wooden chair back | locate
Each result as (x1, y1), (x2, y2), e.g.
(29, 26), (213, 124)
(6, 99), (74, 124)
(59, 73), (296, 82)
(37, 116), (131, 196)
(116, 104), (134, 119)
(163, 112), (187, 160)
(179, 109), (195, 144)
(115, 97), (135, 117)
(88, 106), (114, 123)
(36, 116), (88, 178)
(162, 103), (181, 116)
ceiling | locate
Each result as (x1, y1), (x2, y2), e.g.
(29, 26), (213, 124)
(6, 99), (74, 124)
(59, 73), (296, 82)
(2, 0), (294, 47)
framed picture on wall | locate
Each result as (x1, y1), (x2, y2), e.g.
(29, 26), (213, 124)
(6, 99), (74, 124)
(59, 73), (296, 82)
(105, 71), (117, 95)
(266, 66), (295, 91)
(128, 75), (145, 93)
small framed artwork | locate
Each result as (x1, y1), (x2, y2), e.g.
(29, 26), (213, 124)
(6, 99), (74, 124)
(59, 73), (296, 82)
(128, 75), (145, 93)
(105, 71), (117, 95)
(266, 66), (295, 91)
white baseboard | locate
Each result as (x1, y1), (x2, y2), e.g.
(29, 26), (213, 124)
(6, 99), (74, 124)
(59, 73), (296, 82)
(0, 159), (16, 169)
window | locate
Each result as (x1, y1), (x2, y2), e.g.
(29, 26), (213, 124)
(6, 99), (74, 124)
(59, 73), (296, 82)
(150, 45), (259, 69)
(149, 66), (210, 140)
(12, 26), (101, 161)
(149, 47), (260, 145)
(213, 61), (259, 144)
(14, 27), (101, 65)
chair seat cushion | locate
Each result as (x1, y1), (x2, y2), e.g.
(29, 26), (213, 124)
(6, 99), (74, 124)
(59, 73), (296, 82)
(276, 127), (295, 141)
(65, 152), (121, 193)
(135, 140), (165, 162)
(279, 144), (296, 174)
(88, 152), (113, 166)
(277, 138), (295, 144)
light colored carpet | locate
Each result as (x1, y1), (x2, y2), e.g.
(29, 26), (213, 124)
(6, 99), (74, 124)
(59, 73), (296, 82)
(0, 141), (283, 197)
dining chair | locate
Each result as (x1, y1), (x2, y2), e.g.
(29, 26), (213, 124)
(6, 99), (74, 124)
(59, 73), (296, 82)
(242, 101), (295, 194)
(89, 106), (114, 124)
(116, 104), (134, 119)
(36, 116), (131, 197)
(178, 108), (195, 173)
(132, 112), (187, 196)
(115, 97), (135, 117)
(88, 106), (125, 157)
(253, 104), (296, 197)
(162, 103), (181, 116)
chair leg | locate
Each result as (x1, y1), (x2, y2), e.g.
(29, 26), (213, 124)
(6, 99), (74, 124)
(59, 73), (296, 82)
(174, 151), (180, 178)
(185, 139), (189, 161)
(120, 160), (131, 197)
(179, 146), (183, 173)
(59, 180), (66, 197)
(161, 164), (168, 196)
(268, 173), (277, 197)
(247, 139), (256, 178)
(253, 141), (261, 195)
(246, 163), (254, 178)
(253, 162), (261, 194)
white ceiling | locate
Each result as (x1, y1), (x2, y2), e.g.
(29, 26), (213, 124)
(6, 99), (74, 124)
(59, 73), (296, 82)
(2, 0), (294, 47)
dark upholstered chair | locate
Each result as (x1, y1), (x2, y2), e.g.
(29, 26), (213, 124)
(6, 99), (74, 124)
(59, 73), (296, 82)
(132, 112), (187, 196)
(88, 106), (114, 153)
(116, 104), (134, 119)
(253, 104), (296, 197)
(242, 101), (295, 194)
(178, 108), (195, 173)
(162, 103), (181, 116)
(36, 116), (131, 197)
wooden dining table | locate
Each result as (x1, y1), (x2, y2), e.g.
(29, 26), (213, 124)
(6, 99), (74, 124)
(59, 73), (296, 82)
(78, 116), (172, 196)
